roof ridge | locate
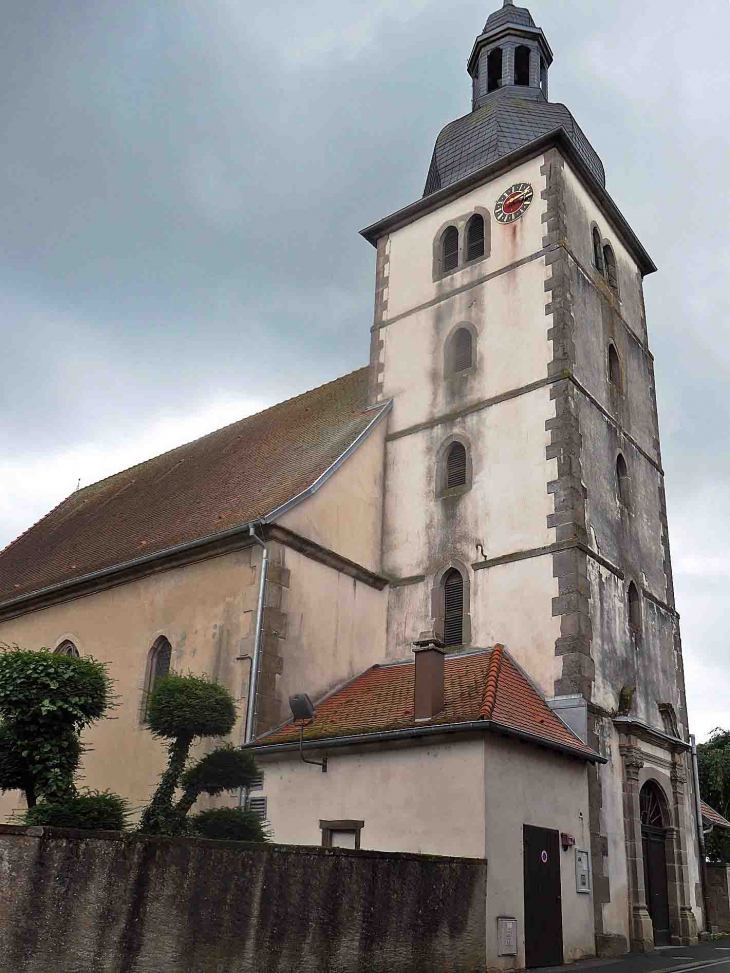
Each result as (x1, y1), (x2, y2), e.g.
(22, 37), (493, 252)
(69, 367), (370, 499)
(480, 643), (504, 719)
(0, 490), (77, 560)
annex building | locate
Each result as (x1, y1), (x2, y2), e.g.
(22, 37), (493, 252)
(0, 2), (709, 967)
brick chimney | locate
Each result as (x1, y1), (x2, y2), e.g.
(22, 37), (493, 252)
(413, 633), (447, 721)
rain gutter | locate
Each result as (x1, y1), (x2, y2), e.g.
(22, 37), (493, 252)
(245, 718), (606, 765)
(0, 399), (392, 616)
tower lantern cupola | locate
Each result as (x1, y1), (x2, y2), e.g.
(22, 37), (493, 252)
(467, 0), (553, 111)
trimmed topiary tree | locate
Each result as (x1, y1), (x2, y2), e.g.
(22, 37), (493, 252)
(0, 647), (113, 806)
(139, 674), (260, 836)
(25, 790), (130, 831)
(190, 806), (270, 843)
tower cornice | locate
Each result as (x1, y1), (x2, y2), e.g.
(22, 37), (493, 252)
(467, 24), (553, 75)
(360, 129), (656, 277)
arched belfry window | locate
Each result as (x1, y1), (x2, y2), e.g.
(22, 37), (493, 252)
(515, 46), (531, 86)
(466, 215), (485, 262)
(443, 570), (464, 647)
(487, 48), (502, 93)
(593, 228), (603, 273)
(446, 443), (467, 490)
(55, 640), (79, 658)
(616, 453), (630, 507)
(628, 581), (642, 632)
(442, 226), (459, 272)
(142, 636), (172, 722)
(452, 329), (473, 373)
(608, 343), (622, 390)
(604, 244), (618, 291)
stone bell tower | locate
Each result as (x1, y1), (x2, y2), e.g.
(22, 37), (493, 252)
(362, 0), (702, 953)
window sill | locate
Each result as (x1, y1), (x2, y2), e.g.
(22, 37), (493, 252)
(439, 484), (471, 500)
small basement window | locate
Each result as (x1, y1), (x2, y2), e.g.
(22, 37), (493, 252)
(321, 820), (364, 850)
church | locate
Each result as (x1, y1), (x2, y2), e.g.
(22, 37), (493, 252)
(0, 2), (708, 967)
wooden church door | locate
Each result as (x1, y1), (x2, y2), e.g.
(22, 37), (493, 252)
(640, 782), (671, 946)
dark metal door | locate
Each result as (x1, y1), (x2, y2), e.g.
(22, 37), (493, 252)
(642, 828), (671, 946)
(524, 825), (563, 968)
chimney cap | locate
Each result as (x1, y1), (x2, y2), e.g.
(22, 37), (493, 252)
(413, 632), (447, 654)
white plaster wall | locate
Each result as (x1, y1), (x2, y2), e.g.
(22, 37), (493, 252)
(483, 735), (595, 967)
(278, 419), (386, 575)
(596, 726), (631, 945)
(258, 737), (486, 859)
(385, 155), (547, 321)
(381, 258), (553, 436)
(383, 387), (557, 581)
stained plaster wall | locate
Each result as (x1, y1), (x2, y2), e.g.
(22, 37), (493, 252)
(257, 732), (594, 970)
(0, 528), (387, 822)
(278, 419), (387, 575)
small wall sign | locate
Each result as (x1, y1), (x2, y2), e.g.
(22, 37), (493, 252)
(575, 849), (591, 893)
(541, 850), (548, 864)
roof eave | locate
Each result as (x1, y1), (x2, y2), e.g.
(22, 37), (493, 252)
(360, 128), (657, 277)
(0, 398), (393, 617)
(246, 717), (606, 764)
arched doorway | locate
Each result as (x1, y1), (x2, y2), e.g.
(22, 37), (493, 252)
(640, 781), (671, 946)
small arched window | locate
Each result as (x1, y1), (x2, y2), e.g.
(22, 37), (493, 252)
(443, 570), (464, 647)
(451, 328), (473, 373)
(592, 228), (603, 273)
(487, 48), (503, 93)
(603, 245), (618, 291)
(466, 215), (485, 262)
(616, 453), (630, 507)
(55, 640), (80, 658)
(142, 636), (172, 721)
(515, 46), (531, 86)
(608, 344), (622, 390)
(628, 582), (641, 631)
(442, 226), (459, 272)
(446, 443), (467, 490)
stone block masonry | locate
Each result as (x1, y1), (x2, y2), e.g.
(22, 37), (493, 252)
(0, 825), (487, 973)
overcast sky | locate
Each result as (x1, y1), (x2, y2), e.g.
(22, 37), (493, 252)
(0, 0), (727, 740)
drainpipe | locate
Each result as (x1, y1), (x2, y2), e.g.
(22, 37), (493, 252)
(691, 734), (711, 934)
(239, 525), (269, 807)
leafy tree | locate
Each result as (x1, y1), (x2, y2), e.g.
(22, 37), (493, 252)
(25, 790), (130, 831)
(0, 647), (113, 806)
(697, 730), (730, 862)
(190, 806), (270, 843)
(139, 674), (260, 836)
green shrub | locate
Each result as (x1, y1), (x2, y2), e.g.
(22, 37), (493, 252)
(146, 674), (236, 740)
(190, 807), (270, 843)
(24, 790), (130, 831)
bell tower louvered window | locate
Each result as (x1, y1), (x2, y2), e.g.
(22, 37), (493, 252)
(446, 443), (467, 489)
(466, 215), (485, 261)
(453, 329), (473, 372)
(604, 244), (618, 291)
(442, 226), (459, 272)
(443, 570), (464, 647)
(593, 228), (603, 273)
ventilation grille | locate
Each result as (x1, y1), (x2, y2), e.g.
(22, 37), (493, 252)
(443, 227), (459, 271)
(443, 571), (464, 647)
(454, 330), (473, 372)
(467, 216), (485, 261)
(446, 443), (467, 489)
(249, 771), (264, 792)
(248, 796), (268, 820)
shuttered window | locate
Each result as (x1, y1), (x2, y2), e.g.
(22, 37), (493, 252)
(248, 796), (268, 820)
(592, 228), (603, 273)
(603, 245), (618, 291)
(446, 443), (467, 489)
(608, 344), (621, 389)
(443, 570), (464, 647)
(616, 453), (630, 507)
(466, 215), (485, 261)
(453, 329), (473, 372)
(249, 771), (264, 792)
(443, 227), (459, 272)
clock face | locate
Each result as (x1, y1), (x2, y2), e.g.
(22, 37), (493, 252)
(494, 182), (534, 224)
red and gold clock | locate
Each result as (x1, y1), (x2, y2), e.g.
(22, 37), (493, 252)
(494, 182), (534, 224)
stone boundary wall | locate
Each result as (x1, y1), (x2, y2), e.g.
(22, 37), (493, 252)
(0, 825), (487, 973)
(706, 864), (730, 933)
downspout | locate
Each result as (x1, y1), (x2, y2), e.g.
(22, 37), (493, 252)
(691, 734), (711, 933)
(239, 524), (269, 807)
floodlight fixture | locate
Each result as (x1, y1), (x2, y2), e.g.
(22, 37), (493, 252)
(289, 693), (327, 773)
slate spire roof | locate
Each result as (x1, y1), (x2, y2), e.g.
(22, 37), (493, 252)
(0, 367), (386, 606)
(423, 1), (605, 196)
(252, 646), (602, 762)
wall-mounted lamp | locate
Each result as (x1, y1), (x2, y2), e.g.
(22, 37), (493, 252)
(289, 694), (328, 773)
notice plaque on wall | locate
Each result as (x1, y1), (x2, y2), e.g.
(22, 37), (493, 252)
(497, 917), (518, 955)
(575, 849), (591, 893)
